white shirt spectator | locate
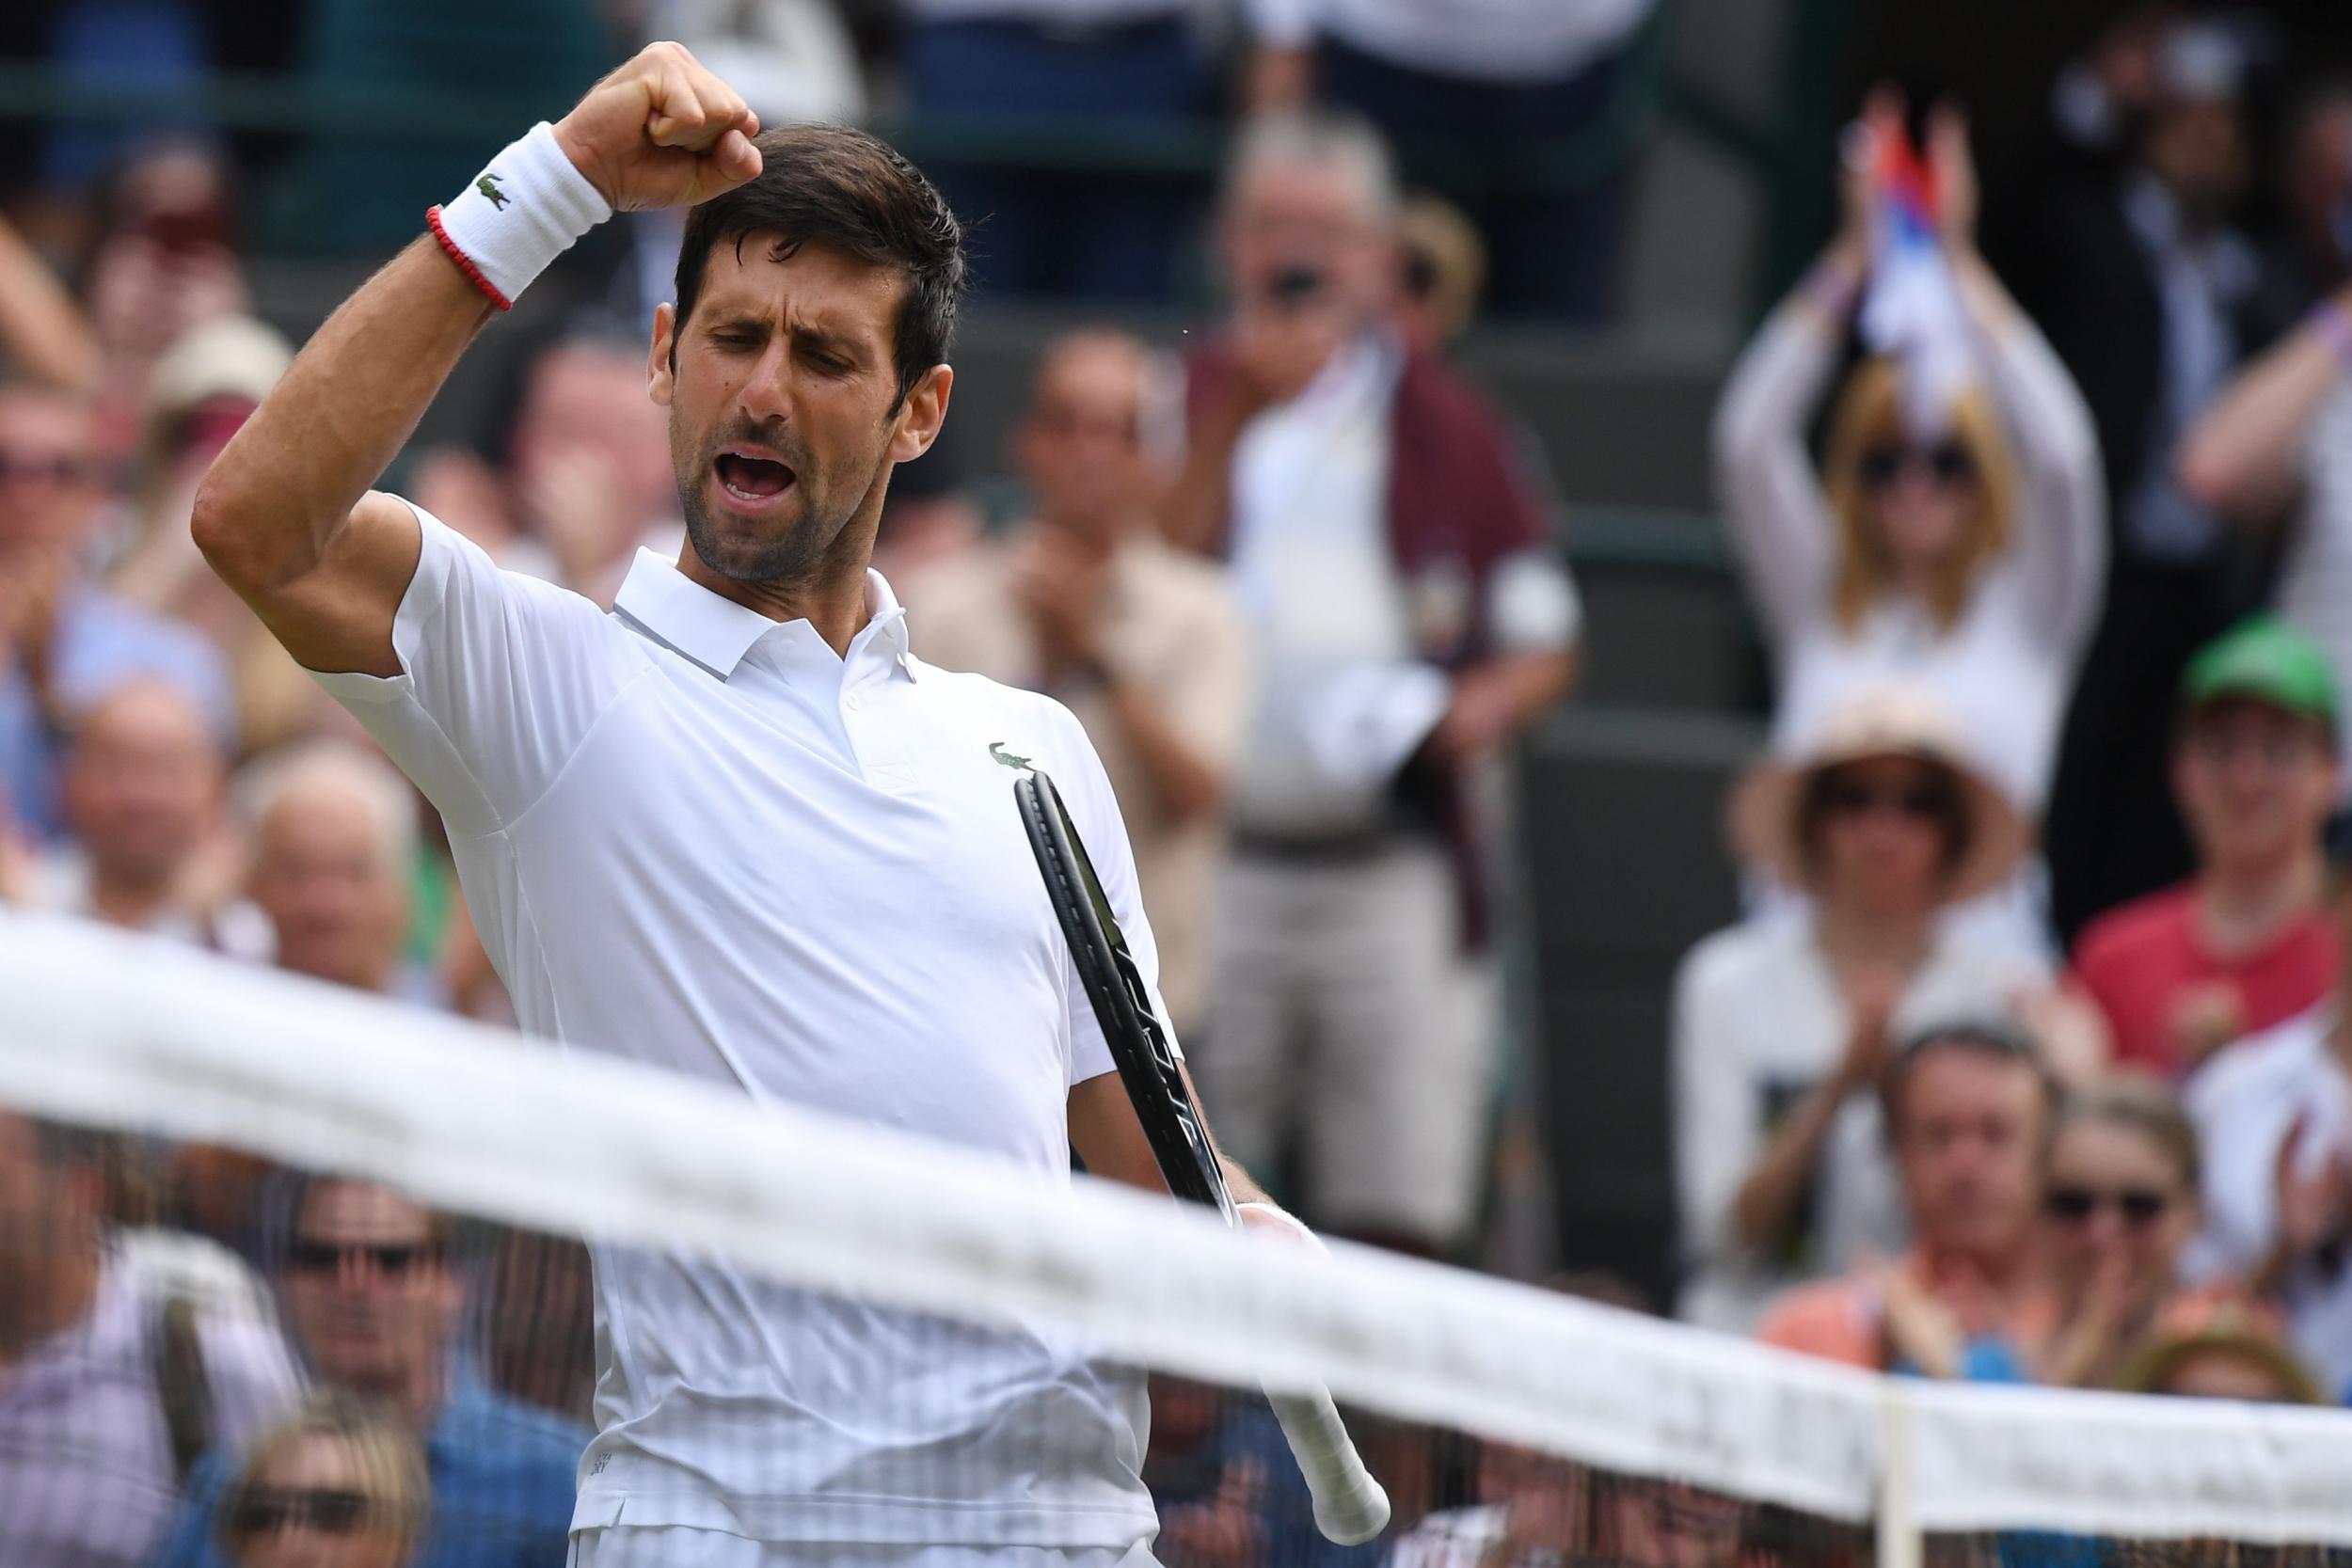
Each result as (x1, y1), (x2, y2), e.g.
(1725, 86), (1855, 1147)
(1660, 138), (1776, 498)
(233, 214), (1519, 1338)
(1672, 912), (2050, 1334)
(1226, 335), (1414, 838)
(1246, 0), (1657, 83)
(308, 504), (1166, 1545)
(1712, 299), (2106, 816)
(2183, 1006), (2352, 1401)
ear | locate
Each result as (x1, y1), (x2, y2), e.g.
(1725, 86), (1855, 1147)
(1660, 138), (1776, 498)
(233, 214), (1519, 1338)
(889, 364), (954, 464)
(648, 303), (678, 409)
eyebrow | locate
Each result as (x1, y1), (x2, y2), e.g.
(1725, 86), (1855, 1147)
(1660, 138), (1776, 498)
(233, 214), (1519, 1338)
(705, 310), (865, 356)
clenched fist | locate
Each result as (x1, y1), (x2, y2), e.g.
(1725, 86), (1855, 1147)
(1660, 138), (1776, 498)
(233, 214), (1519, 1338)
(553, 41), (763, 213)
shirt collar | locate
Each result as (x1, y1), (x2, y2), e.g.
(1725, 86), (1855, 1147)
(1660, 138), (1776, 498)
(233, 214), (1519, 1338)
(613, 547), (916, 682)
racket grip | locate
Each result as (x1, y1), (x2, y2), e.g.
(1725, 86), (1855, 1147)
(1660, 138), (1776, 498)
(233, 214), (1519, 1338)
(1267, 1385), (1391, 1545)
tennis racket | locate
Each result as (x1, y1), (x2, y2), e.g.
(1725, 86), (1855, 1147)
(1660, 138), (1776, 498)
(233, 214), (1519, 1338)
(1014, 768), (1391, 1546)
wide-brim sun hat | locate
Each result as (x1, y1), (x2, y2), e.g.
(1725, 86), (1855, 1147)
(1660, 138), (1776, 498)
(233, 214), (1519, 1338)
(1727, 686), (2031, 906)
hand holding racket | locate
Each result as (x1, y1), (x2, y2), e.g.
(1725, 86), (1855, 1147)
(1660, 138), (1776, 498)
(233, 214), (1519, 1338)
(1014, 768), (1391, 1546)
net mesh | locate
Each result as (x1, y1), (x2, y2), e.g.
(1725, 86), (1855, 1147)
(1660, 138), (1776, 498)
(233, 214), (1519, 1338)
(5, 911), (2351, 1568)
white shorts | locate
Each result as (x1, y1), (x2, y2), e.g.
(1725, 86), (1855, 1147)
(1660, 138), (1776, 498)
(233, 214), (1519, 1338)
(568, 1535), (1162, 1568)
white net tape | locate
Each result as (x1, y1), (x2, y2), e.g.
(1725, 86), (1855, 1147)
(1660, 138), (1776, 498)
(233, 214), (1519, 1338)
(6, 911), (2351, 1552)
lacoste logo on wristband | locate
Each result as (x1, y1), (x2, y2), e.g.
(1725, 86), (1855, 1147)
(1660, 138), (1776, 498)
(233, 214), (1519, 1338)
(476, 174), (510, 210)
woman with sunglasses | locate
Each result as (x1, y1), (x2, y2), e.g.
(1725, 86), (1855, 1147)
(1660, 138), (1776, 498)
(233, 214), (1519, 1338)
(1711, 94), (2104, 835)
(217, 1391), (427, 1568)
(1676, 688), (2062, 1332)
(2035, 1079), (2213, 1389)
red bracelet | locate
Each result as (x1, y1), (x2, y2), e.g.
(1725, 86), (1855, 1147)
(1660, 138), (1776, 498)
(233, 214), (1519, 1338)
(426, 205), (514, 312)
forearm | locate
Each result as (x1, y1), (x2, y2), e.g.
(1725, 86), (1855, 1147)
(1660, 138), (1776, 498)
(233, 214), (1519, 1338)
(1160, 394), (1251, 554)
(1100, 674), (1226, 822)
(193, 238), (495, 591)
(1732, 1072), (1853, 1253)
(0, 218), (98, 392)
(1484, 647), (1576, 732)
(2177, 289), (2352, 522)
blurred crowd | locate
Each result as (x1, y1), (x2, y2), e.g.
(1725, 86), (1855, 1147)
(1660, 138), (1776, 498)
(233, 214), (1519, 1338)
(17, 0), (2352, 1564)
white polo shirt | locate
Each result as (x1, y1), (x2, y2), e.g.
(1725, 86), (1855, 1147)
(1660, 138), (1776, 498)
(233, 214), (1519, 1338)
(310, 502), (1166, 1545)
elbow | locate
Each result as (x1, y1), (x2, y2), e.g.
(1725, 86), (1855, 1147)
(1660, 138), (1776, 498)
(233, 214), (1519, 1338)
(1164, 764), (1228, 825)
(2174, 433), (2247, 517)
(187, 472), (246, 579)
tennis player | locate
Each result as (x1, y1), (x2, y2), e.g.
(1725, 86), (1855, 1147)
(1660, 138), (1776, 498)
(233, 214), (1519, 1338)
(193, 42), (1304, 1568)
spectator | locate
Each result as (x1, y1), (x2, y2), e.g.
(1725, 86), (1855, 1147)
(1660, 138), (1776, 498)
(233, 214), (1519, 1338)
(1676, 689), (2045, 1333)
(2181, 923), (2352, 1400)
(214, 1391), (432, 1568)
(1166, 111), (1580, 1257)
(898, 0), (1216, 301)
(2178, 277), (2352, 779)
(2035, 1078), (2214, 1389)
(152, 1179), (584, 1568)
(107, 314), (323, 755)
(31, 676), (231, 940)
(1245, 0), (1658, 322)
(2011, 13), (2273, 945)
(903, 328), (1248, 1033)
(0, 206), (100, 392)
(78, 140), (248, 462)
(1756, 1020), (2059, 1375)
(1711, 98), (2105, 832)
(0, 1112), (295, 1568)
(0, 378), (233, 839)
(235, 741), (429, 1002)
(2072, 618), (2341, 1078)
(2114, 1296), (2327, 1403)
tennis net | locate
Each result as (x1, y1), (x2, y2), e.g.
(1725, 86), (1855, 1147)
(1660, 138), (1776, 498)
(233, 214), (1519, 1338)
(3, 911), (2349, 1567)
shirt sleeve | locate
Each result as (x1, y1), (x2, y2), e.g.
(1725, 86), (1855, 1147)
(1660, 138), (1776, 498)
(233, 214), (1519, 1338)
(1976, 317), (2108, 664)
(144, 1452), (230, 1568)
(1711, 305), (1844, 654)
(306, 499), (639, 838)
(1034, 695), (1180, 1088)
(2182, 1043), (2296, 1282)
(1670, 937), (1755, 1267)
(196, 1307), (301, 1454)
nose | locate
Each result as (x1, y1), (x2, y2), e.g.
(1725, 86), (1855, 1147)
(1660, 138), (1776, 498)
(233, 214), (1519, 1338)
(737, 341), (792, 425)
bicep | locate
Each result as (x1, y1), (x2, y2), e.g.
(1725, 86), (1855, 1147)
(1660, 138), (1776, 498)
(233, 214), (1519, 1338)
(224, 490), (422, 680)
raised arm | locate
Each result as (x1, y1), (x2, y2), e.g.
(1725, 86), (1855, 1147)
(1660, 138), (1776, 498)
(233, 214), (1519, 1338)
(1710, 262), (1854, 651)
(1932, 106), (2106, 660)
(2177, 285), (2352, 524)
(191, 43), (760, 677)
(1952, 246), (2106, 656)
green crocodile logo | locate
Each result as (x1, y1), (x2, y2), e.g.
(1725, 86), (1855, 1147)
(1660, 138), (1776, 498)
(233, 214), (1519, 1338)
(989, 741), (1031, 770)
(477, 174), (510, 210)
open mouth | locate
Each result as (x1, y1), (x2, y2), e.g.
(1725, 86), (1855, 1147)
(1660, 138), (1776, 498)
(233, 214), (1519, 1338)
(715, 449), (796, 505)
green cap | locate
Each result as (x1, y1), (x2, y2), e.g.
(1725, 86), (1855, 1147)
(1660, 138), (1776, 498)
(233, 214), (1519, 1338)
(2182, 615), (2340, 731)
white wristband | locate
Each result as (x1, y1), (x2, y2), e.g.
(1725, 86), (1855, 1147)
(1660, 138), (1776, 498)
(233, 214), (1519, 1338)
(429, 122), (612, 310)
(1237, 1200), (1327, 1253)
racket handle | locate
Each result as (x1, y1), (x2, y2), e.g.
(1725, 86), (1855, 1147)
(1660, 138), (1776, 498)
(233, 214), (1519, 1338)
(1267, 1385), (1391, 1545)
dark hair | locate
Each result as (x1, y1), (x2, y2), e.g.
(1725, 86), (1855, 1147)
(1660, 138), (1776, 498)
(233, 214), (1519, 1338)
(673, 125), (965, 413)
(1883, 1017), (2058, 1143)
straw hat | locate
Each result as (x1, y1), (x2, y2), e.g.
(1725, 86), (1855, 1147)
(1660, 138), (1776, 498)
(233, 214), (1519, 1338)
(1727, 687), (2029, 905)
(141, 314), (292, 467)
(2114, 1295), (2325, 1405)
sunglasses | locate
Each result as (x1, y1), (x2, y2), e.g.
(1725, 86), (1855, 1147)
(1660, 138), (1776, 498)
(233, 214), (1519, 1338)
(0, 450), (98, 487)
(287, 1240), (441, 1277)
(1820, 779), (1951, 821)
(228, 1486), (380, 1535)
(1858, 441), (1976, 490)
(2045, 1185), (2170, 1227)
